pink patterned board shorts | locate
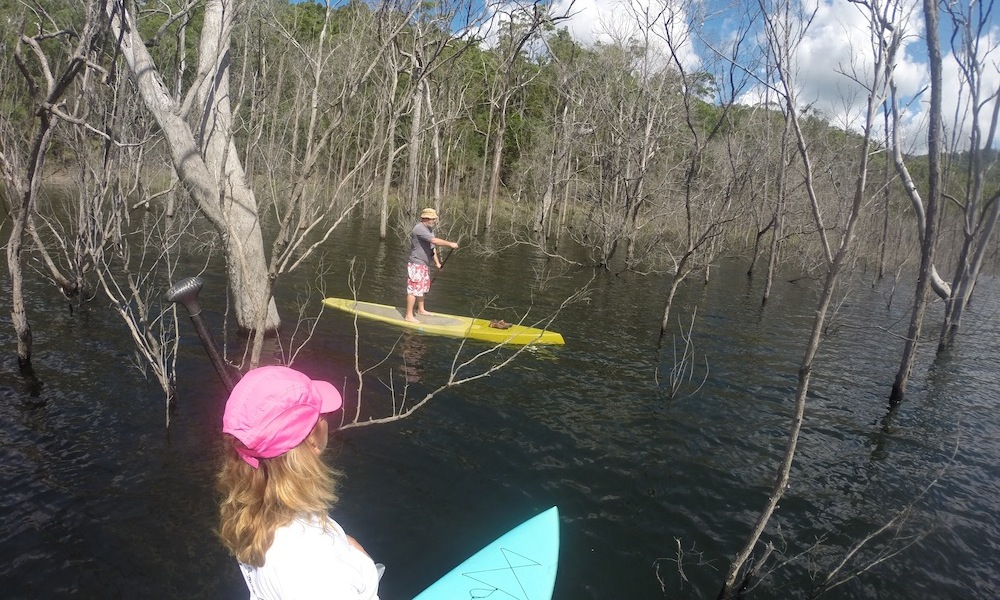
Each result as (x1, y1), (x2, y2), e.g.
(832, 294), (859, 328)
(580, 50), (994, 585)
(407, 262), (431, 297)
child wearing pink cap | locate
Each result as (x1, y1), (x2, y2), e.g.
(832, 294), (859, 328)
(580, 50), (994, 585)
(217, 366), (381, 599)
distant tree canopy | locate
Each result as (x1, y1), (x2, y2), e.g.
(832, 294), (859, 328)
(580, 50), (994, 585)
(0, 0), (997, 374)
(4, 0), (990, 270)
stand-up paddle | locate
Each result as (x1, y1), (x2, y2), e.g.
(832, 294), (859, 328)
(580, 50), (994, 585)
(165, 276), (237, 391)
(431, 238), (461, 284)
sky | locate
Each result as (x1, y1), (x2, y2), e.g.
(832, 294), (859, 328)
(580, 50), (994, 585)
(509, 0), (1000, 153)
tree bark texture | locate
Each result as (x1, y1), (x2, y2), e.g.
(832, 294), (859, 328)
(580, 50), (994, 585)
(105, 0), (279, 333)
(890, 0), (941, 404)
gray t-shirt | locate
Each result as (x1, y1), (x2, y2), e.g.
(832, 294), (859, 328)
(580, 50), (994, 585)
(408, 222), (435, 266)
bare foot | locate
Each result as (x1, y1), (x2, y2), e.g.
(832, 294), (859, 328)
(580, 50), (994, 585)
(417, 310), (433, 316)
(404, 316), (420, 323)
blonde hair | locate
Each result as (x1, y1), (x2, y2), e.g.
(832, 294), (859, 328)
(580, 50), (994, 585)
(217, 423), (341, 567)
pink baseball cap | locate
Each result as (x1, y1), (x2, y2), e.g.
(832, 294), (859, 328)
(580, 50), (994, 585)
(222, 365), (343, 468)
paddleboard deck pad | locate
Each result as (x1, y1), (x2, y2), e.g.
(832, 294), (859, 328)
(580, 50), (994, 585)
(322, 298), (564, 345)
(413, 506), (560, 600)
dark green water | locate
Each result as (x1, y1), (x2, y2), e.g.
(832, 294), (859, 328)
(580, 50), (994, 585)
(1, 219), (996, 599)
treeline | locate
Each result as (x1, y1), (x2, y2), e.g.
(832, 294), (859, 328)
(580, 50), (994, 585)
(0, 0), (997, 389)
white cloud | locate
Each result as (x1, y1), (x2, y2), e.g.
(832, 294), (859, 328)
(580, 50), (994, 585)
(734, 0), (998, 154)
(472, 0), (701, 71)
(550, 0), (607, 46)
(731, 0), (925, 140)
(472, 0), (998, 153)
(902, 23), (1000, 154)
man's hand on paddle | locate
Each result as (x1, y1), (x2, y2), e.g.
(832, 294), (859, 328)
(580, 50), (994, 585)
(434, 240), (458, 269)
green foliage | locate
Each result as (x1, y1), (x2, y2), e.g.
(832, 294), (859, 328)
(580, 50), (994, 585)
(278, 0), (376, 40)
(135, 1), (205, 94)
(281, 0), (331, 40)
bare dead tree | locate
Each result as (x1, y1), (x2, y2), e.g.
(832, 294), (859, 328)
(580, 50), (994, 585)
(104, 0), (281, 338)
(932, 1), (1000, 348)
(478, 1), (572, 233)
(718, 0), (902, 595)
(0, 2), (198, 407)
(82, 76), (206, 409)
(654, 0), (750, 342)
(761, 98), (794, 305)
(4, 1), (103, 370)
(887, 0), (944, 404)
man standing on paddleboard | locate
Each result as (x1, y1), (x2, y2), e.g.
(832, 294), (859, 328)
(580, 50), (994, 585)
(405, 208), (458, 323)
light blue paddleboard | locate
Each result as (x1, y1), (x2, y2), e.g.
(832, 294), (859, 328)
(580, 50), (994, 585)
(413, 506), (560, 600)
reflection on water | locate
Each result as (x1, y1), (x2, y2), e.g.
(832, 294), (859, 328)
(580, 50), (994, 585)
(1, 220), (998, 599)
(399, 333), (429, 384)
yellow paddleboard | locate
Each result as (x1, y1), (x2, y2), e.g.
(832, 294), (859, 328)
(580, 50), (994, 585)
(322, 298), (565, 345)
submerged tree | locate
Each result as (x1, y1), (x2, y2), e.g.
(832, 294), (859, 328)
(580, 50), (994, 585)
(104, 0), (280, 339)
(478, 1), (568, 233)
(930, 1), (1000, 349)
(2, 1), (102, 371)
(887, 0), (1000, 403)
(718, 0), (903, 595)
(887, 0), (944, 404)
(654, 0), (749, 341)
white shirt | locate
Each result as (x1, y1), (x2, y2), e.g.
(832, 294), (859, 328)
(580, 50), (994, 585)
(239, 515), (381, 600)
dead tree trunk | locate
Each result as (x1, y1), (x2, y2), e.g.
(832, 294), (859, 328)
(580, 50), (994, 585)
(105, 0), (280, 335)
(889, 0), (942, 404)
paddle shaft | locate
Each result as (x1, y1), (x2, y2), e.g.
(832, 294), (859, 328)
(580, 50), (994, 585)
(165, 276), (237, 392)
(431, 246), (456, 284)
